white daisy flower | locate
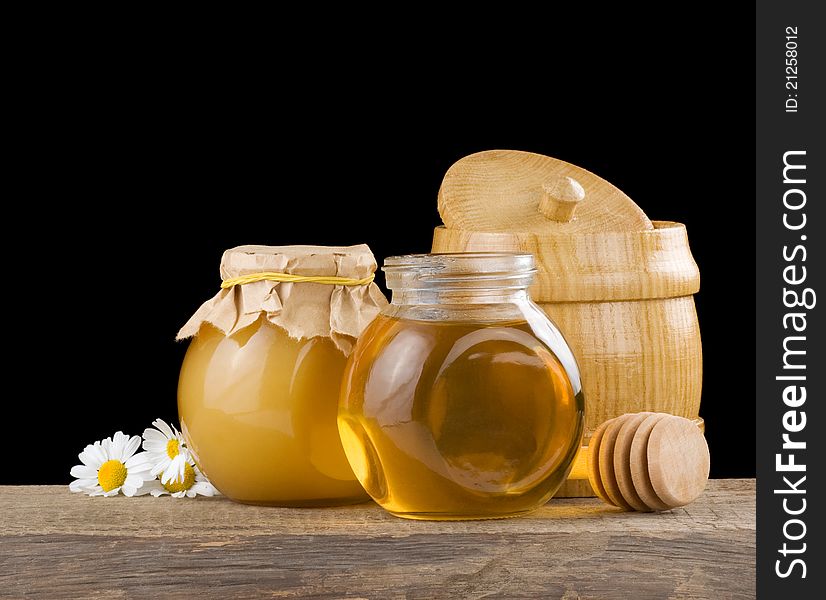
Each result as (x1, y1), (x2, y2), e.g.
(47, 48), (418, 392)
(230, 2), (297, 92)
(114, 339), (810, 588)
(143, 462), (219, 498)
(69, 432), (154, 497)
(142, 418), (191, 484)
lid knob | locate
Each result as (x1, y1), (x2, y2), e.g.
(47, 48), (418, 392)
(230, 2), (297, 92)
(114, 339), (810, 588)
(539, 176), (585, 222)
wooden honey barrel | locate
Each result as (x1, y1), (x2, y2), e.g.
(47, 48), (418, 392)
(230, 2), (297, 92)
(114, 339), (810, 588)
(432, 151), (702, 497)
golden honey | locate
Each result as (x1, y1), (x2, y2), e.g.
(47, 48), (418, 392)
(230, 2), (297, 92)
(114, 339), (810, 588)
(176, 244), (386, 506)
(179, 319), (368, 506)
(338, 253), (585, 520)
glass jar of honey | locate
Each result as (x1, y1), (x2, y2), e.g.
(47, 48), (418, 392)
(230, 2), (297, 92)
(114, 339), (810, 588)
(177, 245), (387, 506)
(338, 253), (584, 520)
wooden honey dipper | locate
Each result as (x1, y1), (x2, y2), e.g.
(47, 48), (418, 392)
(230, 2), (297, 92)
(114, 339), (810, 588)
(586, 412), (710, 512)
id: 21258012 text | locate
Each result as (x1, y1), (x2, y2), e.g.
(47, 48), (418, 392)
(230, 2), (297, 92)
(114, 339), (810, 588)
(785, 26), (800, 113)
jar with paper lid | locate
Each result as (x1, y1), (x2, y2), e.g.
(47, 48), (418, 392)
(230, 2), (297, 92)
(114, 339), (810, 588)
(177, 244), (387, 506)
(338, 252), (585, 520)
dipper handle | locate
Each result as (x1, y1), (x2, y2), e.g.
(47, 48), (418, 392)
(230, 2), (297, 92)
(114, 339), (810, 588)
(585, 412), (710, 512)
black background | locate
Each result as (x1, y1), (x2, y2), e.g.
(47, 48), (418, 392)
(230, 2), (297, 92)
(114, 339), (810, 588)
(6, 18), (754, 483)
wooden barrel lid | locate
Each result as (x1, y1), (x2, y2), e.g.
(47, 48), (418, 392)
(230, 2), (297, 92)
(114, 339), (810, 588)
(438, 150), (654, 234)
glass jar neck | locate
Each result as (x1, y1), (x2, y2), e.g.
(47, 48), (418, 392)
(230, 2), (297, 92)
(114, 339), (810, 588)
(382, 253), (537, 307)
(390, 287), (530, 306)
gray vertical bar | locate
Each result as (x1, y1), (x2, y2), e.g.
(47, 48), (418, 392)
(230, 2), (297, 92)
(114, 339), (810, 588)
(756, 1), (824, 597)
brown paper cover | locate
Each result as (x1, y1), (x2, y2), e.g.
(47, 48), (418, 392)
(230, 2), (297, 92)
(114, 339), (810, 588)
(177, 244), (387, 355)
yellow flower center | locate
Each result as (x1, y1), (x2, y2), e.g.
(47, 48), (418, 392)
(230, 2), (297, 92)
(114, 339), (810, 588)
(162, 463), (196, 494)
(98, 459), (127, 492)
(166, 438), (180, 459)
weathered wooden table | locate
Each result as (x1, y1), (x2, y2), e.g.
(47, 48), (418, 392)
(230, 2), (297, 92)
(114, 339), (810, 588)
(0, 479), (754, 599)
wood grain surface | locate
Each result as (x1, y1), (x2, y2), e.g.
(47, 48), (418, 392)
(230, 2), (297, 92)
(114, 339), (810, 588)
(431, 222), (699, 303)
(437, 150), (653, 233)
(0, 480), (755, 599)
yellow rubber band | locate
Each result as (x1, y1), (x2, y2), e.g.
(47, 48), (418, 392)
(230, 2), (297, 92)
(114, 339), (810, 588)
(220, 271), (375, 289)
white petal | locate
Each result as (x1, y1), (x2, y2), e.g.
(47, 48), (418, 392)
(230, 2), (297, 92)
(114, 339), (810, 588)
(143, 429), (167, 444)
(122, 435), (141, 460)
(140, 481), (163, 495)
(150, 489), (166, 497)
(125, 452), (152, 470)
(143, 429), (169, 452)
(152, 419), (174, 439)
(172, 491), (186, 498)
(100, 437), (114, 458)
(190, 482), (216, 496)
(133, 457), (155, 472)
(170, 455), (187, 481)
(78, 447), (102, 468)
(85, 443), (106, 465)
(124, 474), (145, 488)
(160, 466), (176, 484)
(172, 455), (186, 480)
(136, 470), (156, 481)
(131, 465), (154, 477)
(152, 458), (171, 477)
(94, 442), (109, 462)
(70, 465), (97, 479)
(138, 471), (157, 482)
(122, 484), (137, 497)
(112, 432), (129, 459)
(143, 443), (167, 455)
(69, 478), (97, 492)
(70, 479), (92, 493)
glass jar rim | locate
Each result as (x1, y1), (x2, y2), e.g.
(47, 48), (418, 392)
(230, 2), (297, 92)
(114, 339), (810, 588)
(383, 252), (536, 290)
